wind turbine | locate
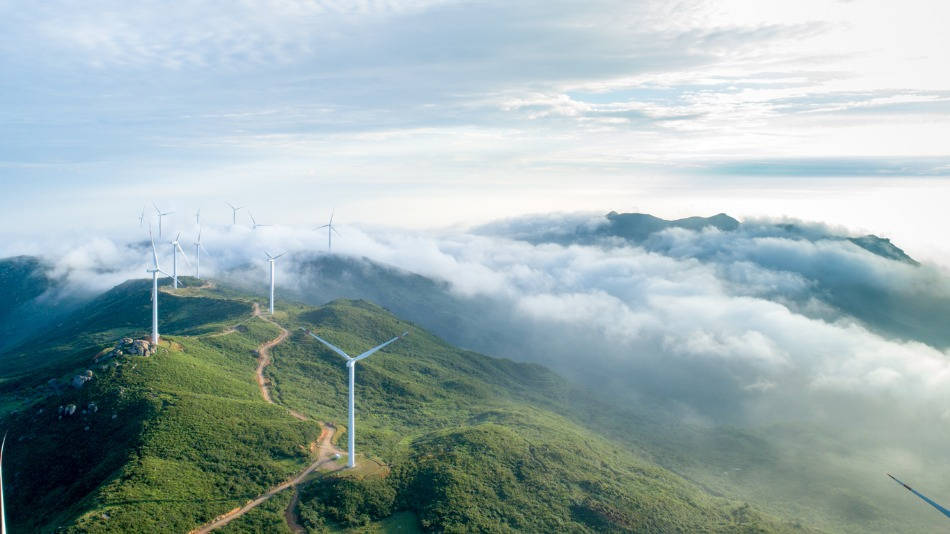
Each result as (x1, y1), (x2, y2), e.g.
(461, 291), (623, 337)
(138, 206), (146, 227)
(887, 473), (950, 519)
(1, 432), (7, 534)
(169, 232), (191, 289)
(148, 226), (177, 345)
(306, 329), (408, 468)
(265, 251), (286, 315)
(226, 202), (244, 225)
(317, 210), (340, 252)
(248, 211), (271, 231)
(193, 228), (209, 279)
(152, 203), (174, 241)
(195, 208), (201, 226)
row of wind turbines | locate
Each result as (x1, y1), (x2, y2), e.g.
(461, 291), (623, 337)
(142, 201), (402, 470)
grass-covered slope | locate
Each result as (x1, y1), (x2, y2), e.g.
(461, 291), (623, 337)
(271, 299), (811, 533)
(0, 277), (250, 391)
(1, 289), (318, 532)
(0, 281), (811, 533)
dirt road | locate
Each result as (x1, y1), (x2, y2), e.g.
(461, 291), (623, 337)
(252, 303), (289, 405)
(189, 306), (344, 532)
(189, 425), (344, 534)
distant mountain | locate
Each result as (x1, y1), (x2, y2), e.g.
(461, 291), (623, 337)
(0, 256), (83, 354)
(600, 211), (741, 240)
(0, 281), (807, 533)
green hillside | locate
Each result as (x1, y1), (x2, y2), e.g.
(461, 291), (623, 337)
(0, 279), (812, 533)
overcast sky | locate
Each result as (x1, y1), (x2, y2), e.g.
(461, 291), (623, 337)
(1, 0), (949, 263)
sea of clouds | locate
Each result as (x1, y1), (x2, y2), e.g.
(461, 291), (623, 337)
(5, 213), (950, 452)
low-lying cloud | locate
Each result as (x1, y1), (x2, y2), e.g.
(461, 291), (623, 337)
(5, 213), (950, 451)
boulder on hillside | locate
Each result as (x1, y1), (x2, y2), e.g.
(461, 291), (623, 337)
(72, 373), (92, 389)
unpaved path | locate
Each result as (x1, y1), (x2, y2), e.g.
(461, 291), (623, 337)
(252, 302), (290, 406)
(190, 425), (344, 534)
(190, 305), (345, 533)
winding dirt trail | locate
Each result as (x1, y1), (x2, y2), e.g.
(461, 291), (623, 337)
(190, 425), (344, 534)
(189, 303), (344, 533)
(252, 303), (288, 405)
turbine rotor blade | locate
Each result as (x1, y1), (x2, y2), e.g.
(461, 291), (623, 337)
(887, 474), (950, 518)
(177, 243), (192, 267)
(149, 225), (160, 268)
(306, 331), (352, 361)
(352, 332), (408, 362)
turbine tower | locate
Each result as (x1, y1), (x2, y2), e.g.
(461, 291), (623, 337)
(265, 251), (285, 315)
(169, 232), (191, 289)
(226, 202), (244, 225)
(317, 210), (340, 252)
(1, 432), (7, 534)
(152, 203), (174, 240)
(148, 227), (177, 345)
(195, 208), (201, 226)
(193, 228), (208, 279)
(138, 206), (146, 226)
(307, 330), (408, 468)
(248, 211), (271, 231)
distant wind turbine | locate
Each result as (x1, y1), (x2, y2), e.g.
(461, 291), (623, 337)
(248, 211), (271, 231)
(193, 228), (209, 279)
(265, 251), (285, 315)
(887, 473), (950, 519)
(317, 210), (340, 252)
(153, 203), (174, 241)
(195, 208), (201, 226)
(138, 206), (146, 227)
(169, 232), (191, 289)
(306, 329), (408, 468)
(148, 226), (177, 344)
(226, 202), (244, 225)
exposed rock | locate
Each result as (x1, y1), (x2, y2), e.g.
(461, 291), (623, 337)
(72, 374), (92, 389)
(84, 369), (93, 377)
(131, 339), (150, 356)
(88, 402), (98, 413)
(65, 404), (76, 416)
(121, 337), (133, 346)
(57, 405), (64, 415)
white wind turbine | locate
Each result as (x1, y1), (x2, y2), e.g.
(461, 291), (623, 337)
(195, 208), (201, 226)
(193, 228), (209, 279)
(138, 206), (146, 227)
(226, 202), (244, 225)
(148, 226), (177, 345)
(306, 329), (408, 468)
(1, 432), (7, 534)
(317, 210), (340, 252)
(248, 211), (271, 231)
(153, 202), (174, 240)
(169, 232), (191, 289)
(265, 251), (286, 315)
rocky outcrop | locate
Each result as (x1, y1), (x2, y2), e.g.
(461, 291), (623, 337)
(98, 337), (156, 362)
(72, 370), (93, 389)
